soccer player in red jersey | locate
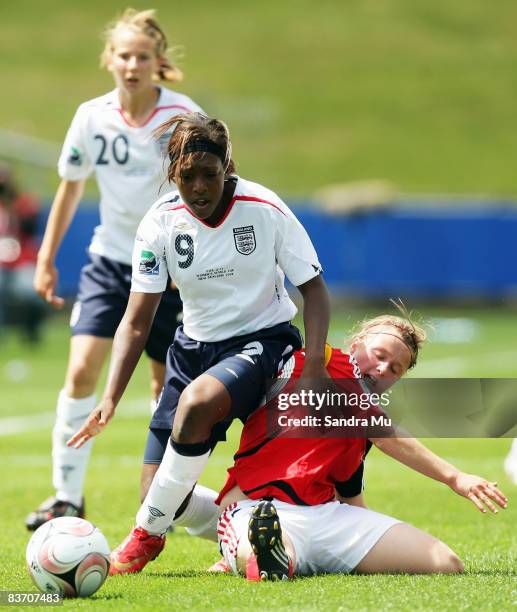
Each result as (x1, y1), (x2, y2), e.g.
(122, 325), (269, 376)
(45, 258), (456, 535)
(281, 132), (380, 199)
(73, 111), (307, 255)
(215, 314), (508, 580)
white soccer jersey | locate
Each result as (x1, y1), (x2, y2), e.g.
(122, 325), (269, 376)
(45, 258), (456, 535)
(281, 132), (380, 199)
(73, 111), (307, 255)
(131, 177), (322, 342)
(58, 87), (203, 265)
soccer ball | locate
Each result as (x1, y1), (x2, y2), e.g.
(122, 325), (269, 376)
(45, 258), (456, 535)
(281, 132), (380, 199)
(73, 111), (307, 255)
(26, 517), (110, 598)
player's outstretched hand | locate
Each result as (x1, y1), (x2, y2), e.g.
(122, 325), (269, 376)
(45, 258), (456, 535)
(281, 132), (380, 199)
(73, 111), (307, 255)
(67, 400), (116, 449)
(34, 260), (65, 309)
(450, 473), (508, 513)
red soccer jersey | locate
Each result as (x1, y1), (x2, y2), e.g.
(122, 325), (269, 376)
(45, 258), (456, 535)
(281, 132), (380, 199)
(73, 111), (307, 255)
(216, 346), (374, 506)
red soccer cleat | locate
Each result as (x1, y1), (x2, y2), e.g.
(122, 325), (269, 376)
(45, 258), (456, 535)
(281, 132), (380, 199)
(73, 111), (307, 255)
(109, 526), (165, 575)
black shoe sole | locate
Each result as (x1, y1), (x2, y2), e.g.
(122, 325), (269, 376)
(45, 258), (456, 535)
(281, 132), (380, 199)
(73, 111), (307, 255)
(248, 500), (290, 581)
(25, 500), (85, 531)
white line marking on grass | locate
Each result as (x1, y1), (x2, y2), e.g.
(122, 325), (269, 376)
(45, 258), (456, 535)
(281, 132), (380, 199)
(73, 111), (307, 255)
(0, 398), (149, 437)
(2, 454), (143, 467)
(3, 452), (234, 468)
(0, 413), (55, 436)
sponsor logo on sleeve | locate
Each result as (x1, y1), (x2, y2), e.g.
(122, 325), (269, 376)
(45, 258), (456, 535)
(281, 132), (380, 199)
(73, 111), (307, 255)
(233, 225), (256, 255)
(67, 146), (84, 166)
(139, 249), (160, 275)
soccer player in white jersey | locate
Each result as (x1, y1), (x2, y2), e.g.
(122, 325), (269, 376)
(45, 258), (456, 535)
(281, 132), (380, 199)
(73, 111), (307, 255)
(68, 112), (331, 574)
(26, 9), (203, 530)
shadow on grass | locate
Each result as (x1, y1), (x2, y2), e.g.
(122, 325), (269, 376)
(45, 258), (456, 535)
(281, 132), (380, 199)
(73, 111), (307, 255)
(89, 593), (124, 601)
(466, 569), (517, 577)
(125, 567), (517, 580)
(146, 569), (228, 579)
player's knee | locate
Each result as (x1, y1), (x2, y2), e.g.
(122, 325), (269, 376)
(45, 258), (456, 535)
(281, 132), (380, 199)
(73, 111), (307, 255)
(173, 390), (219, 443)
(442, 550), (464, 574)
(64, 360), (98, 397)
(431, 542), (464, 574)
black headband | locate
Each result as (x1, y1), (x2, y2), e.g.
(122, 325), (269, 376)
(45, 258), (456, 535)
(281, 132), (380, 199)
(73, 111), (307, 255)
(170, 138), (226, 164)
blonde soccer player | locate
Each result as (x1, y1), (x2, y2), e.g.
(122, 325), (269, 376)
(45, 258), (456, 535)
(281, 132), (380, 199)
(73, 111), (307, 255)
(214, 314), (508, 579)
(27, 9), (203, 530)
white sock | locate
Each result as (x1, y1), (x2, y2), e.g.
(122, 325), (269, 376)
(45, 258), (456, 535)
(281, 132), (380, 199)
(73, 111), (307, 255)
(52, 390), (96, 507)
(136, 441), (210, 535)
(174, 484), (220, 542)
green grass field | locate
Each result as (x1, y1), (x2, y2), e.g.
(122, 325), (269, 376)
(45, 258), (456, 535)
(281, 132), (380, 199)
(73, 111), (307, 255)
(3, 1), (517, 197)
(1, 308), (516, 610)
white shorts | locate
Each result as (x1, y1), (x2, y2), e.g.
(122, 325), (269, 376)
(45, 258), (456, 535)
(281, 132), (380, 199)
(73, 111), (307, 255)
(217, 499), (401, 576)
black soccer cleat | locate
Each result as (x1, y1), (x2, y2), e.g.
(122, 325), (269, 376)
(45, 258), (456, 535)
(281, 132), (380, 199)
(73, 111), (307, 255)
(247, 500), (292, 581)
(25, 496), (85, 531)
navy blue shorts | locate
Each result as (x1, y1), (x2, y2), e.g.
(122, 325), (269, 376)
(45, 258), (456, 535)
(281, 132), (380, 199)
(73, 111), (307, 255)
(143, 322), (302, 463)
(70, 253), (182, 363)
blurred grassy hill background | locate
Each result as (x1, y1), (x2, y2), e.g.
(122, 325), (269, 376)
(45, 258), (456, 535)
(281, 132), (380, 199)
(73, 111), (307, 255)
(2, 0), (517, 197)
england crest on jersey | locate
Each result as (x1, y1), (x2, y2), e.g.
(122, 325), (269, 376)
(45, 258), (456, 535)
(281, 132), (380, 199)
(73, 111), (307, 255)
(233, 225), (256, 255)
